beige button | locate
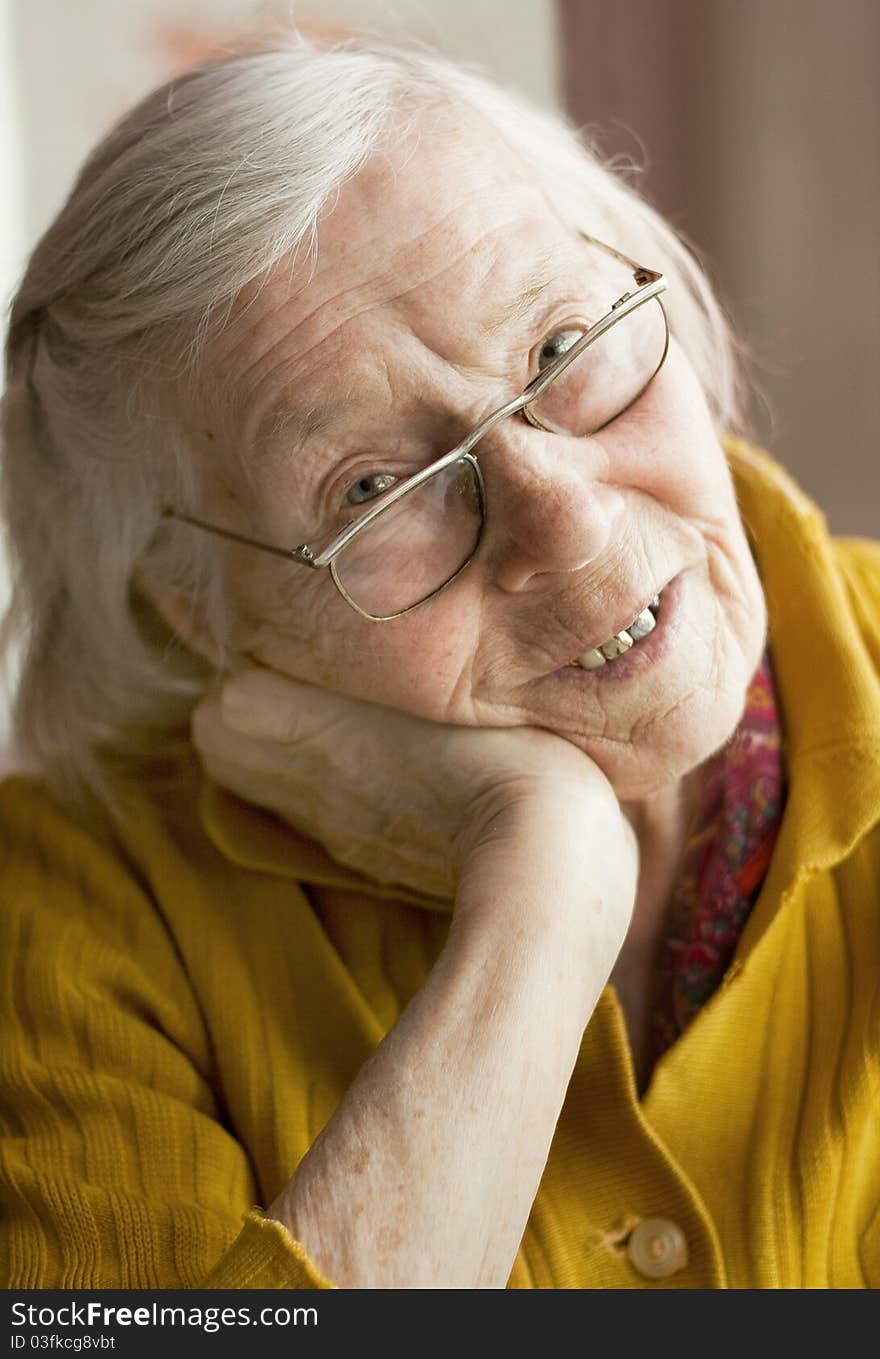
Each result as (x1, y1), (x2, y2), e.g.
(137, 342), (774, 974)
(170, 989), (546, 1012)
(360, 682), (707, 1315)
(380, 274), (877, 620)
(627, 1218), (688, 1279)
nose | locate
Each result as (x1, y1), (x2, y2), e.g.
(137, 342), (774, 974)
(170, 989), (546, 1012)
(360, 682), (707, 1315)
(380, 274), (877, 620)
(476, 418), (622, 594)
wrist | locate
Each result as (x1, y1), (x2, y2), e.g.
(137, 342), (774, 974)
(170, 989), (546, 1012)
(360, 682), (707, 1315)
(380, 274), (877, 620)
(450, 789), (635, 1002)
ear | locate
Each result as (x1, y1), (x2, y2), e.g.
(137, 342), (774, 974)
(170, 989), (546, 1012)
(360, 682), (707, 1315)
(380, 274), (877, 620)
(131, 566), (225, 670)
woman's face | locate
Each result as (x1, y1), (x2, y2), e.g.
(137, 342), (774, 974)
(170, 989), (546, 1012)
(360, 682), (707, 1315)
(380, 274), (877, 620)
(193, 109), (766, 801)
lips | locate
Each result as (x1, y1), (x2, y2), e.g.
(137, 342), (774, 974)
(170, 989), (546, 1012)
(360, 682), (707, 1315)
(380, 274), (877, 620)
(556, 584), (668, 668)
(570, 594), (661, 669)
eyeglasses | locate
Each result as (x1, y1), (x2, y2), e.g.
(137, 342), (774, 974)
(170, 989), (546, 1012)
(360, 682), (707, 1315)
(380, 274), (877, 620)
(162, 234), (669, 621)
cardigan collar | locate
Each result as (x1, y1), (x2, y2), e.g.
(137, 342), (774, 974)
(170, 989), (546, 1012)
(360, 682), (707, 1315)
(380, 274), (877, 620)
(718, 438), (880, 960)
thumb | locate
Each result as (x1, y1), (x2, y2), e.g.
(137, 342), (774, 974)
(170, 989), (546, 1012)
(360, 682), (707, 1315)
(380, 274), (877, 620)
(216, 664), (326, 743)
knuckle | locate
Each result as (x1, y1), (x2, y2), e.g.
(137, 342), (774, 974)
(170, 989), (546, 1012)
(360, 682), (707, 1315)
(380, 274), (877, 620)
(221, 675), (301, 744)
(190, 694), (224, 751)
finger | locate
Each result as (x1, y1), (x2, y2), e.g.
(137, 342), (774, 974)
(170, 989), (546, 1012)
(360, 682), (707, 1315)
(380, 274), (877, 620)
(214, 666), (310, 741)
(191, 688), (309, 780)
(218, 665), (367, 744)
(190, 689), (231, 755)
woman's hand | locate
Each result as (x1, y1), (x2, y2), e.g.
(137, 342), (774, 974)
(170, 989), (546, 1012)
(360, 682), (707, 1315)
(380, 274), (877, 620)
(193, 664), (639, 1286)
(192, 664), (636, 905)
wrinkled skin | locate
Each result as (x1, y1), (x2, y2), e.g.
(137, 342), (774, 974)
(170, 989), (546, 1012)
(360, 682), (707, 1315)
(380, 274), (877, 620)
(113, 86), (781, 1285)
(139, 102), (770, 1109)
(177, 107), (765, 812)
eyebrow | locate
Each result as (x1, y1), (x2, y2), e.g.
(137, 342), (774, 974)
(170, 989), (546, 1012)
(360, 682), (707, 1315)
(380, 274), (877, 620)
(481, 249), (562, 339)
(257, 399), (342, 460)
(258, 250), (565, 455)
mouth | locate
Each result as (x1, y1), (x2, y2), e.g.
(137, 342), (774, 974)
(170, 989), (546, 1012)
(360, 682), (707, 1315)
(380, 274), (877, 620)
(537, 572), (684, 688)
(566, 592), (663, 671)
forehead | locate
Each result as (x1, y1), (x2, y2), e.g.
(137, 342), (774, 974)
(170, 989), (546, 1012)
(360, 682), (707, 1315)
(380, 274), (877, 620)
(203, 106), (572, 439)
(310, 105), (550, 284)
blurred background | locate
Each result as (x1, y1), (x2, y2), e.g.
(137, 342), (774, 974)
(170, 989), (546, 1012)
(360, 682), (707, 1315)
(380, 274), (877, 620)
(0, 0), (877, 748)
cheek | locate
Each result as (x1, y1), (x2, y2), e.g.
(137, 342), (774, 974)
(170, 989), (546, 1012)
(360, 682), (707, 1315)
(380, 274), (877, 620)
(334, 598), (484, 720)
(233, 560), (484, 721)
(604, 344), (733, 522)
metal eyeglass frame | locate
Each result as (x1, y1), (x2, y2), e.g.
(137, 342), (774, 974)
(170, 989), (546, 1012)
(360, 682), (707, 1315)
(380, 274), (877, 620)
(161, 234), (669, 621)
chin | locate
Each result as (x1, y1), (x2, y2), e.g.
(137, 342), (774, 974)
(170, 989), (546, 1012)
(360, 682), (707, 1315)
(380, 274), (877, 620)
(591, 574), (768, 801)
(583, 661), (757, 803)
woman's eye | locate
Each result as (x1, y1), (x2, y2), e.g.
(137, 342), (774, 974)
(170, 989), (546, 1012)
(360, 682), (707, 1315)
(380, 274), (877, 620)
(537, 328), (585, 372)
(344, 472), (398, 506)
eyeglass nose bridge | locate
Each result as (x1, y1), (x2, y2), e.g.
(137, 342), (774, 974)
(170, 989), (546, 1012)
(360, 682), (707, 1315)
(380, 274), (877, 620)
(454, 386), (537, 459)
(474, 438), (615, 592)
(470, 402), (609, 516)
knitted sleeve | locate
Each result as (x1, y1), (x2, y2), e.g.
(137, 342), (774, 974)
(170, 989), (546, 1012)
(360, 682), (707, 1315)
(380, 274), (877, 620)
(0, 777), (333, 1289)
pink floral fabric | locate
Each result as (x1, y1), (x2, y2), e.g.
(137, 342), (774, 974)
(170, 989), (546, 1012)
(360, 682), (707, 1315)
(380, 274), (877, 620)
(651, 653), (786, 1061)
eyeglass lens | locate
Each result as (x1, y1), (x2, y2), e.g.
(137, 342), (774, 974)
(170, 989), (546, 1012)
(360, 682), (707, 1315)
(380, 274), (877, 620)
(525, 294), (666, 436)
(331, 458), (483, 619)
(525, 245), (668, 436)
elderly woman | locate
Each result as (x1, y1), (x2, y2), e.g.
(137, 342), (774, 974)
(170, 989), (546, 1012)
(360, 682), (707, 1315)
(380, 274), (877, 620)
(1, 35), (878, 1292)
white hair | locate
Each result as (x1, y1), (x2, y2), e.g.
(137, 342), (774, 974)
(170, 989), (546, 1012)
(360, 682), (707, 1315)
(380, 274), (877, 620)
(0, 30), (746, 828)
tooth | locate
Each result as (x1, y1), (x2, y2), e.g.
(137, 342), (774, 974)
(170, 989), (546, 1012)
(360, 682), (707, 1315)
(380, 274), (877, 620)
(574, 647), (606, 670)
(651, 594), (661, 611)
(628, 608), (657, 641)
(600, 631), (633, 660)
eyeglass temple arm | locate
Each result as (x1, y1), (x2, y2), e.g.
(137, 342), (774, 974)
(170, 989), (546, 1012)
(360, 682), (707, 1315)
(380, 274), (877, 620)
(160, 507), (319, 566)
(579, 232), (661, 287)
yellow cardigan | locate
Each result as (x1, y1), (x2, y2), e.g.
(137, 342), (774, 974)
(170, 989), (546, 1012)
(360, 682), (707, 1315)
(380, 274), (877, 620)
(1, 441), (879, 1289)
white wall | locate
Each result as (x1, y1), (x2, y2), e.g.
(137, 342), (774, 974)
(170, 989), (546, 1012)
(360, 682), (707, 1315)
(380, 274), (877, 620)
(0, 0), (26, 753)
(0, 0), (24, 330)
(13, 0), (559, 246)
